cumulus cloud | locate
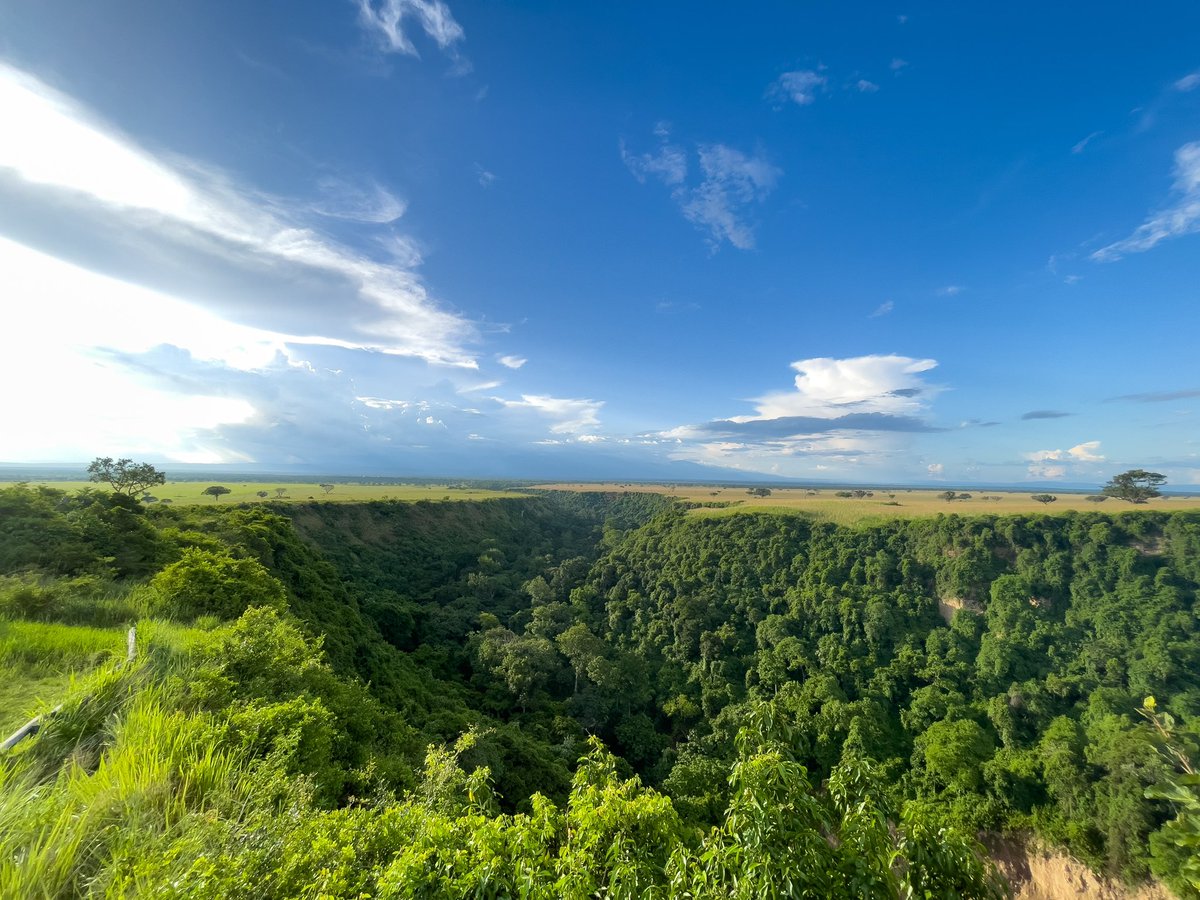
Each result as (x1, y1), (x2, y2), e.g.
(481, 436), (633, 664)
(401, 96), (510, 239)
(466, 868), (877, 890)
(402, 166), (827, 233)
(927, 462), (944, 476)
(356, 0), (464, 57)
(1025, 441), (1105, 475)
(1092, 142), (1200, 260)
(1028, 464), (1067, 480)
(749, 355), (939, 420)
(499, 394), (604, 434)
(497, 354), (527, 369)
(856, 79), (880, 93)
(767, 70), (826, 106)
(623, 129), (780, 250)
(656, 355), (943, 478)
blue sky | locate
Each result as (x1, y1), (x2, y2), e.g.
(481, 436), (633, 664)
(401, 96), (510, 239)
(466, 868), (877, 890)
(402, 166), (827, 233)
(1, 1), (1198, 485)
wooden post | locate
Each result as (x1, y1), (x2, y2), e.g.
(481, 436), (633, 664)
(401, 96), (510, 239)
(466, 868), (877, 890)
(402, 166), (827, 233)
(1, 704), (61, 753)
(127, 625), (137, 663)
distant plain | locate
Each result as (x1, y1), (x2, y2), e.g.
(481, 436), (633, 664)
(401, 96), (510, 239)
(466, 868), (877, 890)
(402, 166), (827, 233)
(533, 483), (1200, 525)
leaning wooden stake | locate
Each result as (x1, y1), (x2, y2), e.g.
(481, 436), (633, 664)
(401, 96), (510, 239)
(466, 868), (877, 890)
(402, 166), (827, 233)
(2, 625), (138, 753)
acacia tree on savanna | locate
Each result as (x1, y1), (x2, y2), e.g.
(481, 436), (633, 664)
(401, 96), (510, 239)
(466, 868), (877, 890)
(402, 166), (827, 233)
(1103, 469), (1167, 504)
(202, 485), (231, 501)
(87, 457), (166, 497)
(1031, 494), (1057, 505)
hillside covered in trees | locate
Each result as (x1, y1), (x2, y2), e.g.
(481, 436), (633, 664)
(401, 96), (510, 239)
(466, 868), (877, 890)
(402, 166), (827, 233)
(0, 484), (1198, 897)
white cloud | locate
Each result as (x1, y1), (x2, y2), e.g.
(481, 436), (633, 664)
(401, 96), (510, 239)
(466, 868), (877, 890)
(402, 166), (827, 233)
(1176, 72), (1200, 92)
(499, 394), (604, 434)
(621, 138), (687, 186)
(623, 132), (780, 250)
(1024, 441), (1105, 477)
(749, 355), (939, 420)
(856, 79), (880, 93)
(474, 164), (496, 188)
(890, 58), (908, 71)
(1068, 440), (1104, 462)
(1072, 131), (1102, 154)
(1028, 464), (1067, 480)
(654, 355), (942, 479)
(681, 144), (780, 250)
(311, 177), (406, 224)
(0, 61), (476, 367)
(937, 284), (964, 296)
(767, 70), (826, 106)
(1092, 142), (1200, 260)
(497, 354), (527, 369)
(356, 0), (464, 57)
(927, 462), (944, 476)
(869, 300), (894, 317)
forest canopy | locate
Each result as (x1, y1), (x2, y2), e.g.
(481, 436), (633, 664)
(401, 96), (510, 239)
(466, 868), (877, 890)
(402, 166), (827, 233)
(0, 484), (1197, 896)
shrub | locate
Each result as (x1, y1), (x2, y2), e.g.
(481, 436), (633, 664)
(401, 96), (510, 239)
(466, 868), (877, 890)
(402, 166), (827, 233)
(149, 550), (287, 622)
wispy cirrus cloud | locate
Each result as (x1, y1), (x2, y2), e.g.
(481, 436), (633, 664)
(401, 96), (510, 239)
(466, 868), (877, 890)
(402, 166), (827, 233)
(0, 61), (476, 367)
(356, 0), (464, 57)
(766, 70), (826, 106)
(310, 177), (406, 224)
(620, 136), (687, 186)
(1108, 388), (1200, 403)
(1072, 131), (1103, 154)
(623, 127), (780, 250)
(1176, 71), (1200, 92)
(497, 354), (527, 369)
(869, 300), (894, 317)
(1092, 141), (1200, 260)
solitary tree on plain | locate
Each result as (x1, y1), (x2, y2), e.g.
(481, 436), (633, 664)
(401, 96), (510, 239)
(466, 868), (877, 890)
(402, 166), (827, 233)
(202, 485), (232, 501)
(1102, 469), (1167, 504)
(274, 487), (288, 498)
(87, 457), (166, 497)
(1031, 494), (1057, 505)
(319, 483), (335, 495)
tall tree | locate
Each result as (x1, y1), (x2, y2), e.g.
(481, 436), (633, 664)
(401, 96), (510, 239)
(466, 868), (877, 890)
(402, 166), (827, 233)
(86, 457), (165, 497)
(1103, 469), (1167, 504)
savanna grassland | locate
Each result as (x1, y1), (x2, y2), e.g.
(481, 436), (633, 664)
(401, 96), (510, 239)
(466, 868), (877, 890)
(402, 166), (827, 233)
(1, 482), (1198, 898)
(536, 482), (1200, 525)
(0, 480), (526, 505)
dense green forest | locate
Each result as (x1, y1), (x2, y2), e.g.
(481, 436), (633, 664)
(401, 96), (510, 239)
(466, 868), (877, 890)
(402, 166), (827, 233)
(1, 484), (1198, 897)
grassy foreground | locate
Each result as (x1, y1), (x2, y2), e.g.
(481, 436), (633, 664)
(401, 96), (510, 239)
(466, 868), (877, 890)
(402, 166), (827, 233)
(0, 481), (526, 506)
(534, 483), (1200, 525)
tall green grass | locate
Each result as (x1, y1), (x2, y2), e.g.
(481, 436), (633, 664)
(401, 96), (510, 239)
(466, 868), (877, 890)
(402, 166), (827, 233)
(0, 620), (126, 673)
(0, 679), (263, 897)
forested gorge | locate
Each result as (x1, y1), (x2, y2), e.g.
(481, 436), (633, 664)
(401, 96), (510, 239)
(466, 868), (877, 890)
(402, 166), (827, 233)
(0, 484), (1197, 897)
